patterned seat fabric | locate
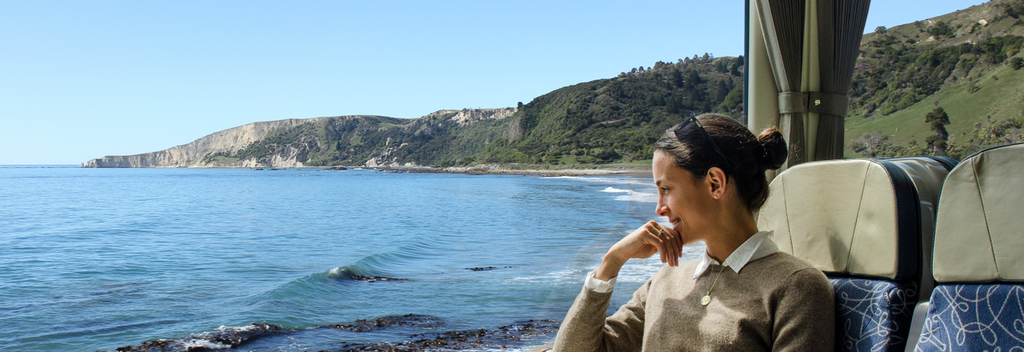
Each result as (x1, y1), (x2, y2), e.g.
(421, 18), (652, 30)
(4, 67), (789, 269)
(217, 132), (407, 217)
(831, 278), (919, 352)
(912, 143), (1024, 352)
(915, 284), (1024, 351)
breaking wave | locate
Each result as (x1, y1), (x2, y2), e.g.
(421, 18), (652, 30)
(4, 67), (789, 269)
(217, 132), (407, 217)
(600, 186), (657, 203)
(558, 176), (658, 203)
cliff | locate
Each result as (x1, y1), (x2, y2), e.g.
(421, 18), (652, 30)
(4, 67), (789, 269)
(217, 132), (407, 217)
(81, 109), (516, 168)
(81, 118), (328, 168)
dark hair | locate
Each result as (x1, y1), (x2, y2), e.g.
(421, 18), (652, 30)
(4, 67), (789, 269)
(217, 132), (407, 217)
(654, 114), (787, 211)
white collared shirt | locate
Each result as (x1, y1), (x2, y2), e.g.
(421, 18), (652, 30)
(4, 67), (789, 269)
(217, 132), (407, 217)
(585, 231), (779, 293)
(692, 230), (778, 278)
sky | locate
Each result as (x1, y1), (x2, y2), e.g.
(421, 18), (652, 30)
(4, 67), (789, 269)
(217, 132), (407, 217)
(0, 0), (991, 165)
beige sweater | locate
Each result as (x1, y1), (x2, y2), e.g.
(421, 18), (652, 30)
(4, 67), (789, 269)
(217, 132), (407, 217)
(554, 252), (834, 352)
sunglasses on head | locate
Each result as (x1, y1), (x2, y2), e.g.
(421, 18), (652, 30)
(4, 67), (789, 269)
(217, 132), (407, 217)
(668, 114), (731, 169)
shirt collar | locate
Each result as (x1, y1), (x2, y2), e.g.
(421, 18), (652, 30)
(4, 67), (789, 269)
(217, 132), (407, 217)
(692, 231), (779, 279)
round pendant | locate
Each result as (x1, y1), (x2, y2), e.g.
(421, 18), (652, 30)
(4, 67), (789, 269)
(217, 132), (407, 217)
(701, 294), (711, 306)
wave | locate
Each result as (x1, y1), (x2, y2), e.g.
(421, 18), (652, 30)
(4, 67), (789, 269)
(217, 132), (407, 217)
(600, 186), (630, 193)
(254, 241), (442, 302)
(343, 241), (438, 272)
(599, 186), (658, 203)
(560, 176), (658, 203)
(321, 240), (442, 281)
(327, 267), (409, 282)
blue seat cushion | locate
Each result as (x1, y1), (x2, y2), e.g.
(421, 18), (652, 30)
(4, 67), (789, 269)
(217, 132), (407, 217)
(915, 284), (1024, 351)
(830, 278), (919, 352)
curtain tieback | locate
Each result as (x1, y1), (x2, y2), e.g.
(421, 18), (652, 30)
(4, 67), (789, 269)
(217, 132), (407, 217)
(778, 91), (849, 117)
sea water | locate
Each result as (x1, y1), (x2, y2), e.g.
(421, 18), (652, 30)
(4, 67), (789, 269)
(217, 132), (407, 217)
(0, 166), (706, 351)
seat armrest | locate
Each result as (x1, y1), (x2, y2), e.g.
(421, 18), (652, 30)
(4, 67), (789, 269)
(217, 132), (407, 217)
(904, 301), (930, 352)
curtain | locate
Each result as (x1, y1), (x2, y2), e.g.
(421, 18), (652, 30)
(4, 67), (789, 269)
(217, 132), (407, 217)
(749, 0), (870, 166)
(815, 0), (871, 160)
(755, 0), (808, 167)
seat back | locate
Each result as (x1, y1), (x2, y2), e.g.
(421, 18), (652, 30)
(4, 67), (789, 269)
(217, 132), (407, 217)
(883, 156), (957, 300)
(758, 157), (953, 352)
(914, 143), (1024, 351)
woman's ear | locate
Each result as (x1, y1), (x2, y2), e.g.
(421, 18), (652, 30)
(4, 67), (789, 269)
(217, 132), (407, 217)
(706, 167), (728, 199)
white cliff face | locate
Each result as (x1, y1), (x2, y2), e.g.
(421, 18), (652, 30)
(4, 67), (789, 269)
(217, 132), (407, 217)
(364, 142), (410, 168)
(420, 108), (517, 126)
(448, 108), (516, 126)
(81, 118), (327, 168)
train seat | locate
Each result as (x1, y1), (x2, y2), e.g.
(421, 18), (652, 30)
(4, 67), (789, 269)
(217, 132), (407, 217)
(913, 143), (1024, 351)
(758, 157), (954, 352)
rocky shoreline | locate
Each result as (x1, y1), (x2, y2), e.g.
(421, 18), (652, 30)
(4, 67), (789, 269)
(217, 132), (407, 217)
(111, 314), (560, 352)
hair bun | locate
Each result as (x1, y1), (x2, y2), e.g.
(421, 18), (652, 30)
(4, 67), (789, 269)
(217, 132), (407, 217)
(757, 128), (788, 170)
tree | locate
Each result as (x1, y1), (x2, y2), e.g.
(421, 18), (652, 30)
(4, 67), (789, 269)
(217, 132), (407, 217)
(1011, 57), (1024, 70)
(927, 21), (954, 39)
(670, 69), (684, 87)
(687, 70), (703, 86)
(851, 131), (903, 157)
(925, 107), (951, 156)
(715, 80), (730, 102)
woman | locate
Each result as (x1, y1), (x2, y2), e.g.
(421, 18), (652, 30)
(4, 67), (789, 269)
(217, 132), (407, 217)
(554, 114), (834, 351)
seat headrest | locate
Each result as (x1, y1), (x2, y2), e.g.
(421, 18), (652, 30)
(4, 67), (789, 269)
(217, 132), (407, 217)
(757, 159), (920, 280)
(933, 143), (1024, 283)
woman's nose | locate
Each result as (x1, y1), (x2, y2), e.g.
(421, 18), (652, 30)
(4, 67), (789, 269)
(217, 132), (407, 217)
(655, 202), (668, 216)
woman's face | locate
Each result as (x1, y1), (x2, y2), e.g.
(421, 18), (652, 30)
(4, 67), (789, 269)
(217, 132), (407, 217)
(652, 150), (714, 244)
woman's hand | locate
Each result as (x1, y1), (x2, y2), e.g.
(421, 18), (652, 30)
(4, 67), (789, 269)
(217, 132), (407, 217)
(594, 221), (684, 281)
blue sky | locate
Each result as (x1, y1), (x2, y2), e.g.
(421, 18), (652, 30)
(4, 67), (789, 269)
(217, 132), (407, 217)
(0, 0), (989, 165)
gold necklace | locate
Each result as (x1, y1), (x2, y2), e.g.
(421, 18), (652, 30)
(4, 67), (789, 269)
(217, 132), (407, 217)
(701, 265), (725, 306)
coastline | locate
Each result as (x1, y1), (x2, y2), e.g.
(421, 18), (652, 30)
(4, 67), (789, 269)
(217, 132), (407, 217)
(80, 163), (655, 177)
(371, 163), (652, 177)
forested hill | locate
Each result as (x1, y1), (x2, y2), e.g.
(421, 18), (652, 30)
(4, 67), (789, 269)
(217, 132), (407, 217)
(83, 55), (744, 168)
(84, 0), (1024, 168)
(482, 55), (744, 165)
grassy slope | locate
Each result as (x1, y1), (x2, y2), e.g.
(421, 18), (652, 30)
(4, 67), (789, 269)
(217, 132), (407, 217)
(844, 0), (1024, 157)
(845, 62), (1024, 155)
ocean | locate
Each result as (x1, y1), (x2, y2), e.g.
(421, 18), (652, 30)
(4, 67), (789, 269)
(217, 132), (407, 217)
(0, 166), (706, 351)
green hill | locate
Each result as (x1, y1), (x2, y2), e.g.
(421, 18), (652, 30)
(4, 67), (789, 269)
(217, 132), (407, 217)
(845, 0), (1024, 159)
(482, 56), (743, 165)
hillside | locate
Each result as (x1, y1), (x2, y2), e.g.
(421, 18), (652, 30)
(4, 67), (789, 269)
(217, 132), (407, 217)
(83, 56), (742, 168)
(83, 0), (1024, 168)
(482, 55), (743, 165)
(845, 0), (1024, 158)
